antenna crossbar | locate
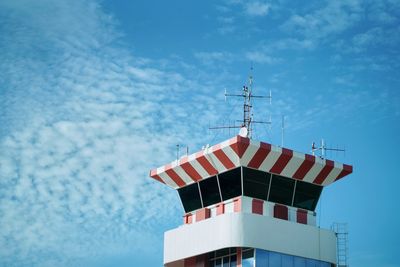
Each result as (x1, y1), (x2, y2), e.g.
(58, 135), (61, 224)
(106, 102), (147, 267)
(211, 72), (272, 139)
(312, 139), (346, 158)
(209, 125), (242, 130)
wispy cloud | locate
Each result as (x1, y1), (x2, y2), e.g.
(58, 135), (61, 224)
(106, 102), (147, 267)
(0, 0), (225, 266)
(244, 1), (270, 17)
(194, 51), (233, 66)
(350, 26), (400, 53)
(245, 51), (281, 64)
(281, 0), (363, 41)
(215, 0), (271, 34)
(1, 1), (399, 266)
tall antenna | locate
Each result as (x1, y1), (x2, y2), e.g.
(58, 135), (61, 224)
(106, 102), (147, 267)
(281, 115), (285, 147)
(210, 68), (272, 139)
(176, 144), (189, 161)
(312, 139), (345, 158)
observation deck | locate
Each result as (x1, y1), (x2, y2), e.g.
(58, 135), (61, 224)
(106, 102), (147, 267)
(150, 135), (352, 218)
(149, 135), (353, 267)
(150, 135), (352, 189)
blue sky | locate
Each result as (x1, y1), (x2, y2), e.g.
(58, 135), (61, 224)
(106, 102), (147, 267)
(0, 0), (399, 266)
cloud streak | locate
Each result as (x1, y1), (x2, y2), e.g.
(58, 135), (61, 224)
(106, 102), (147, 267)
(244, 1), (270, 17)
(0, 1), (224, 266)
(1, 1), (399, 267)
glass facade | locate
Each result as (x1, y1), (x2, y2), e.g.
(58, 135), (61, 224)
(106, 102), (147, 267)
(177, 182), (202, 213)
(243, 167), (270, 201)
(268, 175), (295, 206)
(218, 167), (242, 201)
(199, 176), (222, 207)
(209, 248), (332, 267)
(242, 249), (255, 267)
(293, 181), (322, 211)
(209, 248), (238, 267)
(178, 167), (323, 213)
(255, 249), (331, 267)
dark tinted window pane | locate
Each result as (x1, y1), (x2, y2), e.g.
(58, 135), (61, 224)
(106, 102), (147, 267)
(243, 167), (270, 200)
(178, 183), (202, 213)
(223, 257), (229, 267)
(215, 258), (222, 267)
(293, 181), (322, 211)
(209, 251), (216, 259)
(216, 248), (230, 257)
(268, 175), (295, 206)
(230, 255), (237, 267)
(218, 167), (242, 200)
(199, 176), (222, 207)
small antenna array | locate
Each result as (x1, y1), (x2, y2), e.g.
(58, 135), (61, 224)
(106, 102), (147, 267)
(210, 69), (272, 139)
(176, 144), (189, 161)
(311, 139), (345, 158)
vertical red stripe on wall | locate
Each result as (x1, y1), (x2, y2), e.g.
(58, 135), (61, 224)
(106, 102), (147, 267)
(184, 256), (196, 267)
(292, 154), (315, 180)
(183, 213), (193, 224)
(234, 197), (242, 212)
(252, 199), (264, 215)
(269, 148), (293, 174)
(297, 209), (307, 224)
(195, 254), (209, 267)
(237, 248), (242, 267)
(195, 208), (211, 222)
(273, 204), (288, 220)
(216, 203), (225, 215)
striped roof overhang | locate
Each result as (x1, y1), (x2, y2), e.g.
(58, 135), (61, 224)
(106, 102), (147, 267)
(150, 136), (352, 189)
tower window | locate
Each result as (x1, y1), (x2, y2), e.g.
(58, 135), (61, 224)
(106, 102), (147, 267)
(199, 176), (222, 207)
(268, 174), (295, 206)
(218, 167), (242, 201)
(177, 183), (202, 213)
(293, 181), (322, 211)
(243, 167), (270, 201)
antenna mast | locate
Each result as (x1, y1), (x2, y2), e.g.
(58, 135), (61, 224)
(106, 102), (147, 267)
(312, 139), (346, 158)
(210, 68), (272, 139)
(281, 115), (285, 147)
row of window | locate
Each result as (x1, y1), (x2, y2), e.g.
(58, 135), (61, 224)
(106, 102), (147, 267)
(209, 248), (252, 267)
(255, 249), (332, 267)
(178, 167), (322, 213)
(209, 248), (332, 267)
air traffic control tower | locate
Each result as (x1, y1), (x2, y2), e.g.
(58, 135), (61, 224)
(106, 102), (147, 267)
(149, 135), (352, 267)
(149, 80), (353, 267)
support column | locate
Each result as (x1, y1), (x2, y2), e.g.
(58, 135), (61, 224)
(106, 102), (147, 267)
(237, 248), (242, 267)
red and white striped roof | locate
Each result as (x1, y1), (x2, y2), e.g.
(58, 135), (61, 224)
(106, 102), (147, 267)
(149, 136), (352, 189)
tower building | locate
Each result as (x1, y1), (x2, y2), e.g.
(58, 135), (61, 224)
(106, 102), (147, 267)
(149, 82), (353, 267)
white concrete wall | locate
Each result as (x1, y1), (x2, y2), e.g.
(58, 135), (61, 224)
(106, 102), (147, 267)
(187, 196), (317, 226)
(164, 212), (336, 265)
